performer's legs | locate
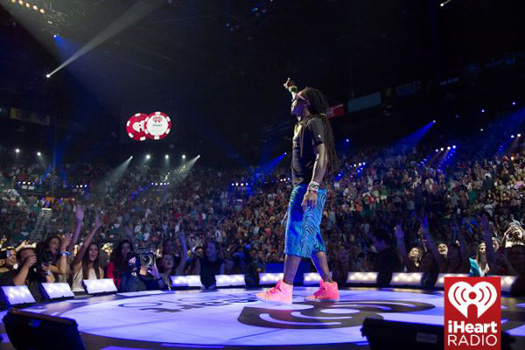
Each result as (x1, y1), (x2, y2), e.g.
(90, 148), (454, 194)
(283, 255), (302, 285)
(311, 251), (333, 283)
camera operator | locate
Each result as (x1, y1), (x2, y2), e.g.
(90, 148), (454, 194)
(0, 247), (53, 303)
(120, 252), (168, 292)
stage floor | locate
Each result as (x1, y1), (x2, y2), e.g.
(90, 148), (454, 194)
(0, 287), (524, 349)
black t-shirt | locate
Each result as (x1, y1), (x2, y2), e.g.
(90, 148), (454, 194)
(291, 117), (326, 188)
(199, 257), (224, 288)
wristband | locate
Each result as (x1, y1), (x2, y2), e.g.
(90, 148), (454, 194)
(60, 251), (71, 257)
(308, 181), (320, 193)
(288, 85), (298, 94)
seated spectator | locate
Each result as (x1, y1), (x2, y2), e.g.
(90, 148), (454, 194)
(195, 241), (224, 290)
(106, 239), (133, 290)
(332, 246), (351, 287)
(372, 228), (403, 287)
(71, 215), (103, 292)
(0, 247), (50, 302)
(36, 234), (71, 282)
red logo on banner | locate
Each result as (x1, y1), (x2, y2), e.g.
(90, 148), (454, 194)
(445, 277), (501, 350)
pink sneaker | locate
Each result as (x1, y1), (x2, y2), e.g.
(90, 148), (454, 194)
(256, 280), (293, 304)
(305, 280), (340, 302)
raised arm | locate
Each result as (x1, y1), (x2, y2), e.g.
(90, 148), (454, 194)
(68, 204), (84, 253)
(420, 217), (446, 271)
(394, 224), (417, 272)
(49, 233), (72, 275)
(481, 215), (496, 265)
(175, 231), (188, 275)
(454, 224), (471, 273)
(73, 215), (102, 270)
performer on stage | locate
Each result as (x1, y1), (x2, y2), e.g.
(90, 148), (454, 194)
(256, 78), (340, 304)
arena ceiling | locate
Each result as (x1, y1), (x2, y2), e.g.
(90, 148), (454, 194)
(0, 0), (524, 163)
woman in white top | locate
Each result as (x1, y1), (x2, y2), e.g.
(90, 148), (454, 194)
(71, 215), (103, 292)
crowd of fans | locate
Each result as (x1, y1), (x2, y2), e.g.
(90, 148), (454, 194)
(1, 108), (524, 300)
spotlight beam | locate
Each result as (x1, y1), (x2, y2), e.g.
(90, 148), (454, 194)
(47, 0), (161, 77)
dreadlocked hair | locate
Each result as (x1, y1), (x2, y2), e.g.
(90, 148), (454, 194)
(298, 87), (339, 177)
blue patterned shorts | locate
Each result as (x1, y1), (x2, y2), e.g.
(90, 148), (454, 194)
(284, 184), (327, 258)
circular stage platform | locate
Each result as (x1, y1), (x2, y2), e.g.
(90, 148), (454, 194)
(1, 287), (524, 349)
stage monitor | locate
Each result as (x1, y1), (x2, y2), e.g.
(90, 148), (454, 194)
(361, 318), (444, 350)
(3, 309), (85, 350)
(0, 285), (36, 308)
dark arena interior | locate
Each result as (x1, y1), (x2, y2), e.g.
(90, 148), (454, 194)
(0, 0), (525, 349)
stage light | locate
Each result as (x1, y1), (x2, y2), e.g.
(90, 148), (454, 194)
(452, 145), (457, 149)
(146, 154), (151, 159)
(32, 5), (38, 11)
(481, 109), (485, 113)
(512, 101), (517, 106)
(84, 184), (87, 188)
(518, 134), (522, 138)
(235, 182), (239, 186)
(11, 0), (15, 3)
(501, 276), (518, 293)
(37, 152), (41, 156)
(432, 120), (436, 123)
(435, 149), (439, 152)
(440, 148), (444, 151)
(259, 273), (284, 285)
(53, 34), (58, 38)
(46, 74), (50, 78)
(216, 274), (245, 287)
(480, 128), (484, 132)
(151, 182), (154, 186)
(346, 138), (350, 142)
(15, 148), (20, 153)
(303, 272), (322, 286)
(130, 156), (133, 159)
(171, 275), (202, 288)
(18, 0), (23, 5)
(511, 135), (515, 139)
(347, 272), (378, 285)
(165, 154), (169, 159)
(40, 283), (74, 300)
(390, 273), (423, 287)
(40, 8), (45, 14)
(0, 286), (36, 307)
(25, 2), (30, 8)
(447, 146), (451, 150)
(182, 154), (186, 159)
(83, 279), (118, 295)
(435, 274), (471, 289)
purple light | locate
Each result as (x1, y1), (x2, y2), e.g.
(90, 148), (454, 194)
(435, 149), (439, 152)
(511, 135), (515, 139)
(512, 102), (516, 106)
(481, 109), (485, 113)
(452, 145), (457, 149)
(53, 34), (58, 39)
(433, 120), (436, 123)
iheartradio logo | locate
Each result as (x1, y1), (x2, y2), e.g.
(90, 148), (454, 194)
(448, 281), (498, 318)
(445, 277), (501, 350)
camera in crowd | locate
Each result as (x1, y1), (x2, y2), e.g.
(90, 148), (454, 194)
(126, 252), (155, 272)
(0, 250), (11, 260)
